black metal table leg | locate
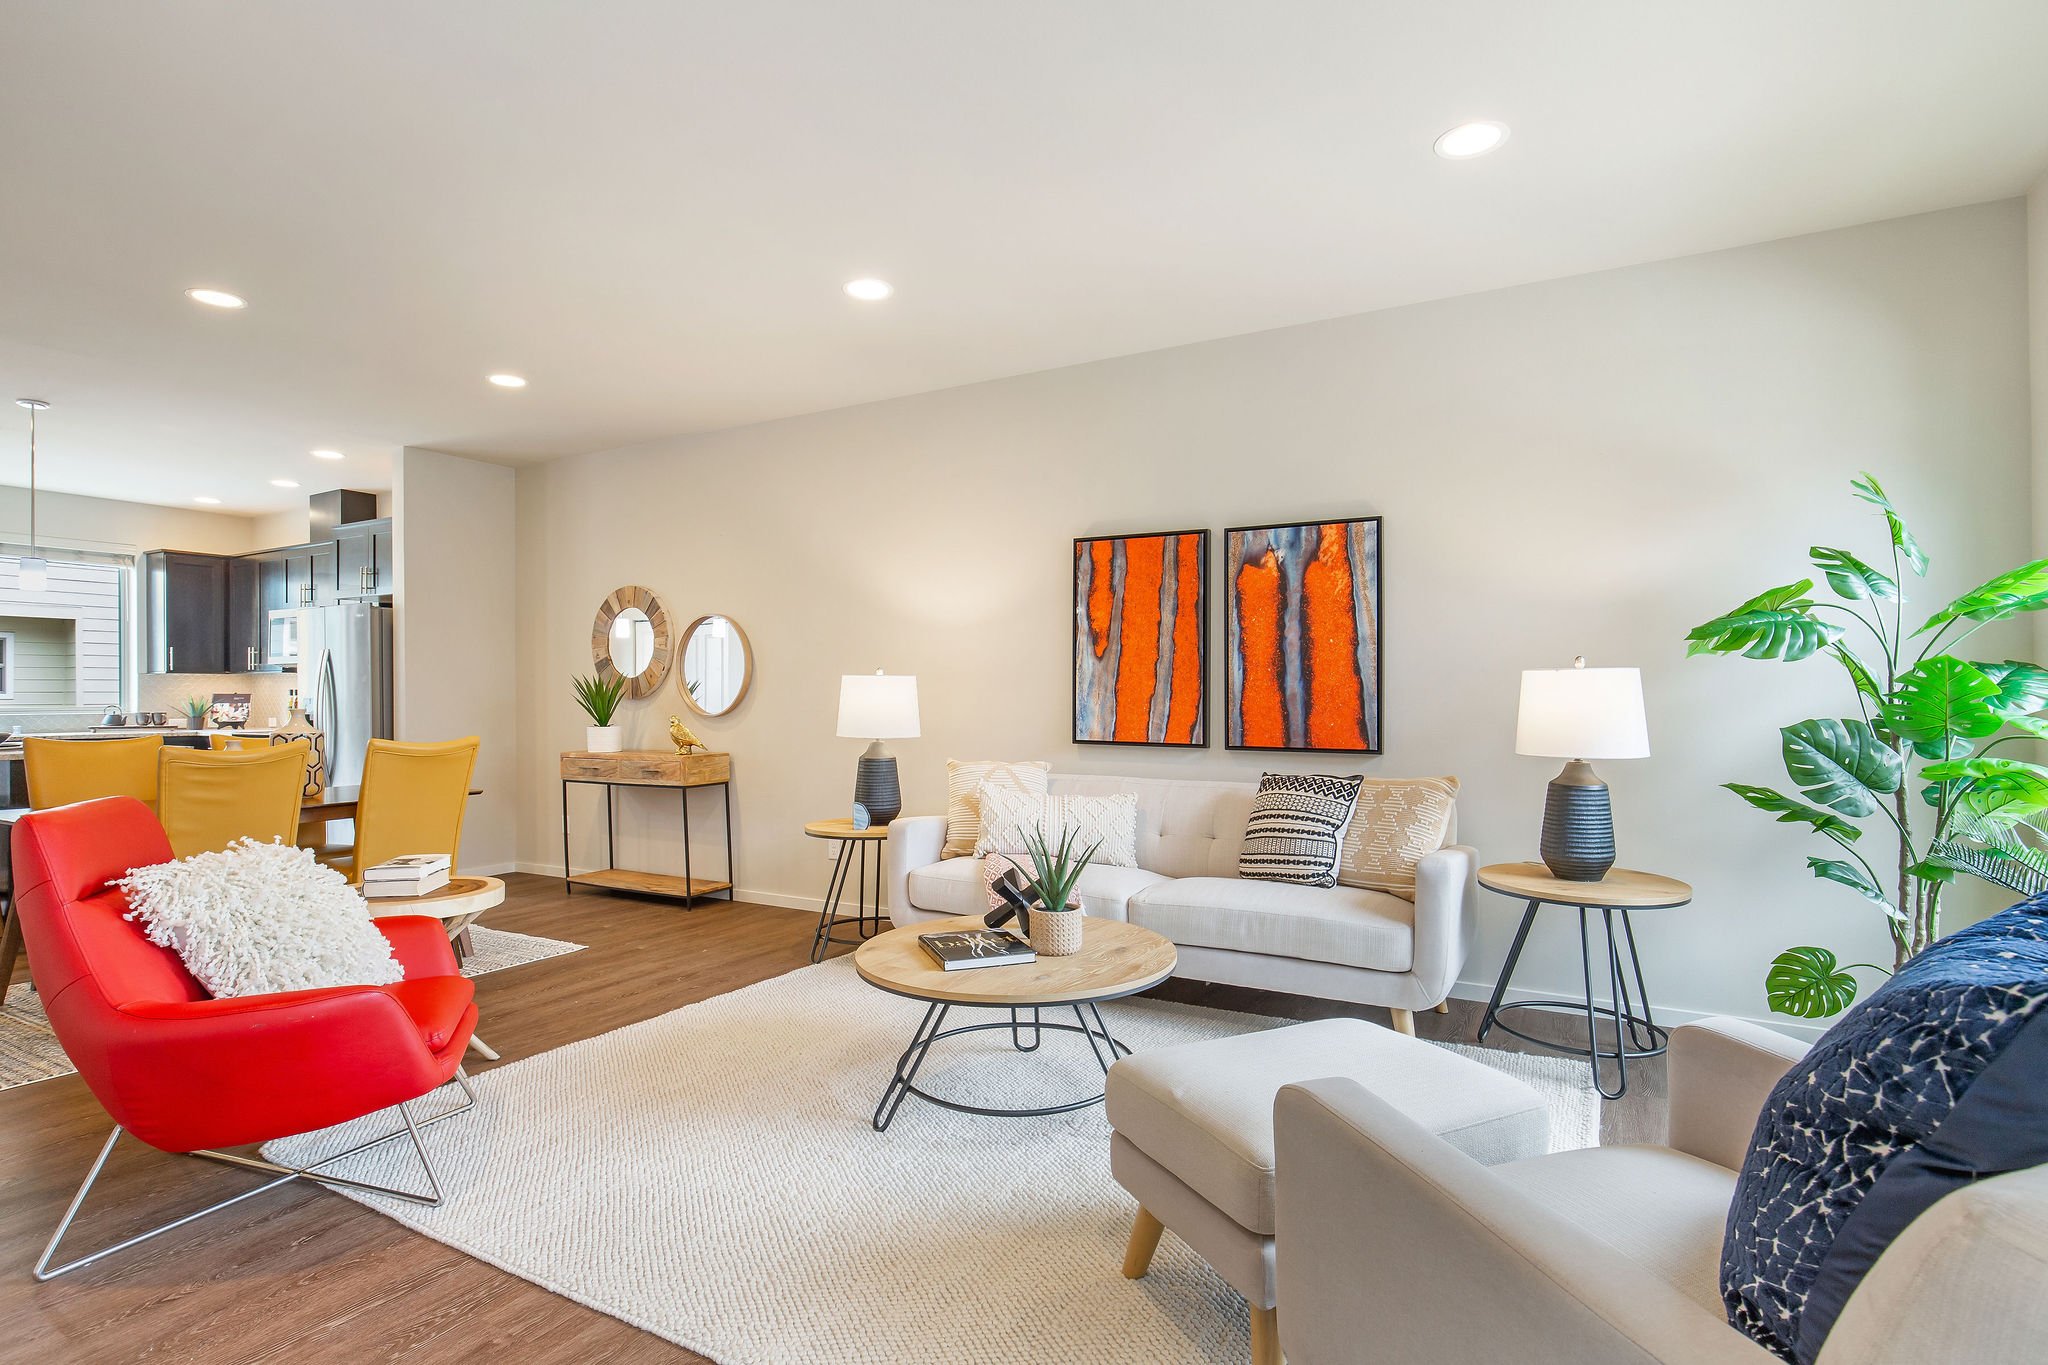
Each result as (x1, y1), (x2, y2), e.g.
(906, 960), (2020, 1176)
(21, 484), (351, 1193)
(720, 782), (735, 902)
(812, 842), (854, 964)
(869, 1002), (1134, 1131)
(1477, 899), (1540, 1042)
(873, 1002), (947, 1132)
(681, 783), (695, 909)
(1619, 910), (1660, 1052)
(561, 780), (572, 894)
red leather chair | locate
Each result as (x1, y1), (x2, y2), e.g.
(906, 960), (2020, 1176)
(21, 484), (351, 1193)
(12, 796), (481, 1279)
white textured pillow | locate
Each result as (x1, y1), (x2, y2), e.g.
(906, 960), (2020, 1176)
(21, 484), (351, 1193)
(944, 759), (1050, 858)
(976, 784), (1139, 868)
(115, 838), (403, 998)
(1336, 776), (1460, 898)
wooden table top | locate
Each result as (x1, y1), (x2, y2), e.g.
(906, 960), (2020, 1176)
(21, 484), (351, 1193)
(1478, 862), (1693, 909)
(301, 785), (484, 821)
(804, 818), (890, 841)
(365, 875), (505, 920)
(854, 913), (1177, 1006)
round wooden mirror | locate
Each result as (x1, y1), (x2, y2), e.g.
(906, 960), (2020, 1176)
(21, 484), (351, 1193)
(678, 614), (752, 716)
(592, 586), (672, 699)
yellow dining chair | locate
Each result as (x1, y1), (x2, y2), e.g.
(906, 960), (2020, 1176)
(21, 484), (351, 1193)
(332, 737), (481, 883)
(157, 741), (311, 861)
(24, 735), (164, 811)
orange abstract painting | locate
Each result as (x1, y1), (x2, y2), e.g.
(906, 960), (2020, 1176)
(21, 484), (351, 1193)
(1225, 519), (1380, 753)
(1074, 530), (1207, 746)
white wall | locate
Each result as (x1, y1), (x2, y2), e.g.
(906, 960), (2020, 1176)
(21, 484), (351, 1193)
(394, 448), (518, 872)
(2031, 171), (2048, 662)
(513, 199), (2032, 1029)
(0, 485), (262, 557)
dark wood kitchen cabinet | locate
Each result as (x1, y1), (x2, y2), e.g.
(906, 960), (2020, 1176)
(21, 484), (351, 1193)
(335, 519), (393, 599)
(227, 553), (287, 673)
(142, 551), (228, 674)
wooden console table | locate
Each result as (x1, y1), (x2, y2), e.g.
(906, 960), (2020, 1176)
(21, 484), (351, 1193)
(560, 750), (734, 907)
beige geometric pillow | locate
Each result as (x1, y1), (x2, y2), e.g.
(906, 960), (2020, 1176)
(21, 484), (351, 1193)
(943, 759), (1050, 858)
(975, 785), (1138, 868)
(1335, 776), (1460, 899)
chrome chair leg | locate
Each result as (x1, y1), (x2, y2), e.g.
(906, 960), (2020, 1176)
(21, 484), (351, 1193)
(33, 1069), (476, 1281)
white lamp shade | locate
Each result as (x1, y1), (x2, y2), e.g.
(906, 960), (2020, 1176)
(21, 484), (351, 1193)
(1516, 666), (1649, 760)
(837, 673), (920, 740)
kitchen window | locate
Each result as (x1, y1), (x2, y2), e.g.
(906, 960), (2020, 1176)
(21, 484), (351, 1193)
(0, 549), (130, 713)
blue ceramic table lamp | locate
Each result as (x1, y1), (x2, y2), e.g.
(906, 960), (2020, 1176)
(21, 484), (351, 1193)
(1515, 659), (1649, 881)
(837, 671), (920, 828)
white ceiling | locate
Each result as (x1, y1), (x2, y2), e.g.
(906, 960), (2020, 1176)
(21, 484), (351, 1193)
(4, 1), (2047, 514)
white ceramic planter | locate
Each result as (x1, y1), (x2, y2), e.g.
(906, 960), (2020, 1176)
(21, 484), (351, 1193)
(586, 725), (622, 753)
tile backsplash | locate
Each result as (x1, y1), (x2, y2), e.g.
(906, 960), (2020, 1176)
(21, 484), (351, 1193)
(136, 674), (298, 727)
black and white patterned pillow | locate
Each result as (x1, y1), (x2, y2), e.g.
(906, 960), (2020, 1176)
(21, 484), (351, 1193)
(1237, 773), (1364, 888)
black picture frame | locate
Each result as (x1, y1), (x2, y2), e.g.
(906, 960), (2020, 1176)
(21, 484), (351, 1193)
(1072, 528), (1210, 748)
(1223, 516), (1382, 755)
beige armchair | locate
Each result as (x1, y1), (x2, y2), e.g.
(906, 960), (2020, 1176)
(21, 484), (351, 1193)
(1273, 1017), (2048, 1364)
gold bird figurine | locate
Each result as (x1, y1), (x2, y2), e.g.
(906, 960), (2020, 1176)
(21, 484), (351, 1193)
(668, 715), (707, 755)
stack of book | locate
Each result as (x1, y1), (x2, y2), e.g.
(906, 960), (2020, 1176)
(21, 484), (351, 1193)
(363, 853), (452, 899)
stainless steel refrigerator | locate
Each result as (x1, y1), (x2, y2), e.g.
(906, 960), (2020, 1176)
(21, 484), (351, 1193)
(299, 603), (394, 788)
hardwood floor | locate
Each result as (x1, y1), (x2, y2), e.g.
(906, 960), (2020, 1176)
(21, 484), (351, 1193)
(0, 874), (1666, 1363)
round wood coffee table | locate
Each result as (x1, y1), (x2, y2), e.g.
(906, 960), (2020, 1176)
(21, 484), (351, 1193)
(854, 913), (1176, 1131)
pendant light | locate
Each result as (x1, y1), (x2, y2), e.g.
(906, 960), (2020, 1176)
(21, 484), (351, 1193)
(15, 399), (49, 593)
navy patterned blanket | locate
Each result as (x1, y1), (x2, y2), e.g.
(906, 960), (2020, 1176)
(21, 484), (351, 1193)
(1720, 901), (2048, 1362)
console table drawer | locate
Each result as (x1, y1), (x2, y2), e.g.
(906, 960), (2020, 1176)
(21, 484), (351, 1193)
(560, 754), (618, 780)
(614, 755), (683, 784)
(676, 752), (731, 786)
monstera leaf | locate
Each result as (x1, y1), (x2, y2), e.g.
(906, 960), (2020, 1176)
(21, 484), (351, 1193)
(1781, 718), (1902, 817)
(1917, 558), (2048, 635)
(1882, 658), (2002, 753)
(1973, 661), (2048, 718)
(1724, 782), (1862, 844)
(1766, 947), (1863, 1019)
(1686, 581), (1843, 662)
(1805, 856), (1900, 920)
(1832, 645), (1884, 706)
(1810, 546), (1898, 601)
(1923, 756), (2048, 824)
(1851, 472), (1928, 576)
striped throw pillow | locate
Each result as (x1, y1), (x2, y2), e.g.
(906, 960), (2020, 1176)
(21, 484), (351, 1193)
(943, 759), (1050, 858)
(1238, 773), (1365, 888)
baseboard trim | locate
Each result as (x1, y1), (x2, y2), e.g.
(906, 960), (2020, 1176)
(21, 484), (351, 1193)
(511, 862), (829, 917)
(1443, 977), (1827, 1042)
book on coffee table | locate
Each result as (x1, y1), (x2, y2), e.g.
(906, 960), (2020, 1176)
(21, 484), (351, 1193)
(363, 854), (452, 899)
(917, 929), (1035, 971)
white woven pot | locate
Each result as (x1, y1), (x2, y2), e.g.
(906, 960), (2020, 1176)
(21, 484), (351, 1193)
(586, 725), (622, 753)
(1029, 902), (1085, 957)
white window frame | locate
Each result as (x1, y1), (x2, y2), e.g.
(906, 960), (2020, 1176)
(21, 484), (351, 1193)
(0, 631), (15, 701)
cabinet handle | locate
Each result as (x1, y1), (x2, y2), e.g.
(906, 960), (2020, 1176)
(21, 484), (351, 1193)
(168, 645), (174, 671)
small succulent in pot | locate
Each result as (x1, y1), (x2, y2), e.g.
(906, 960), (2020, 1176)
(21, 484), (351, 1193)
(181, 697), (209, 730)
(573, 672), (628, 753)
(1018, 826), (1101, 956)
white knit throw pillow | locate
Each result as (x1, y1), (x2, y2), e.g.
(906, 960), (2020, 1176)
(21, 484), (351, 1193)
(115, 838), (404, 997)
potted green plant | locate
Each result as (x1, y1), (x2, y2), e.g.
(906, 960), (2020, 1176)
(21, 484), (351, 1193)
(181, 697), (209, 731)
(573, 673), (628, 753)
(1017, 826), (1102, 957)
(1686, 473), (2048, 1018)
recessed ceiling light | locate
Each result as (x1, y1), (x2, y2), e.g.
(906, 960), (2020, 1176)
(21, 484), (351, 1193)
(310, 449), (343, 460)
(271, 478), (300, 488)
(185, 287), (247, 309)
(193, 496), (222, 505)
(487, 373), (527, 388)
(843, 278), (894, 301)
(1433, 121), (1510, 159)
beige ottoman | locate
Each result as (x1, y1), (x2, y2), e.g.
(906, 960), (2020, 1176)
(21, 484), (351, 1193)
(1109, 1019), (1551, 1365)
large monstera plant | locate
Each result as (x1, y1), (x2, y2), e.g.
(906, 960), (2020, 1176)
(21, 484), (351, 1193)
(1686, 474), (2048, 1018)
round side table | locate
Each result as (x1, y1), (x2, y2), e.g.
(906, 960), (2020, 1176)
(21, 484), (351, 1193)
(804, 819), (889, 963)
(366, 875), (506, 1061)
(1475, 862), (1691, 1100)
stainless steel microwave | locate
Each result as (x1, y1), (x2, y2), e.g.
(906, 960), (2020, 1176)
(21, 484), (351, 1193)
(264, 608), (302, 668)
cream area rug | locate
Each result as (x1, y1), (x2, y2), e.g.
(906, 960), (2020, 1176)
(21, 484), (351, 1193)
(0, 926), (583, 1091)
(266, 958), (1600, 1365)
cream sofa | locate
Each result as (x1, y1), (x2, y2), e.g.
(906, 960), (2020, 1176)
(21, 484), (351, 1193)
(884, 773), (1475, 1033)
